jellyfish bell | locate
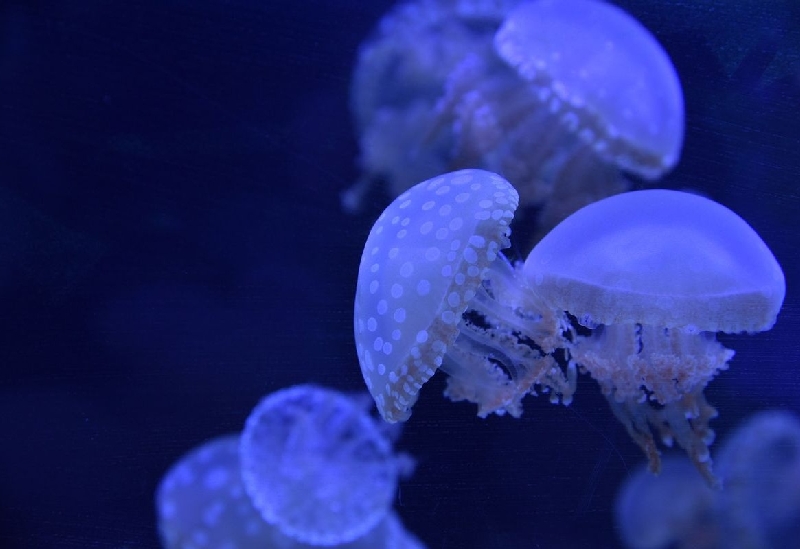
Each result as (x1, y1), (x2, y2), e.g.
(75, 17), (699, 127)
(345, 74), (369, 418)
(495, 0), (684, 179)
(354, 169), (575, 423)
(524, 189), (786, 485)
(239, 385), (408, 546)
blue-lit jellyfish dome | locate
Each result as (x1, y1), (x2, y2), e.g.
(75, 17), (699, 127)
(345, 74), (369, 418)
(715, 410), (800, 548)
(355, 169), (576, 422)
(239, 385), (407, 546)
(156, 434), (278, 549)
(156, 433), (424, 549)
(524, 189), (786, 484)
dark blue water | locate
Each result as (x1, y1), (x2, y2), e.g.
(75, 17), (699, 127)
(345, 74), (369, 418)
(1, 1), (798, 547)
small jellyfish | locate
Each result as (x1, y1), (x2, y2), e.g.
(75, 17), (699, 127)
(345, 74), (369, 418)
(714, 410), (800, 549)
(354, 168), (575, 422)
(239, 385), (411, 546)
(524, 189), (786, 485)
(439, 0), (685, 234)
(614, 456), (718, 549)
(156, 433), (424, 549)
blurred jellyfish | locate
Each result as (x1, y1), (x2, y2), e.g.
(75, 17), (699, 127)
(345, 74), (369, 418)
(348, 0), (684, 238)
(354, 169), (575, 422)
(615, 456), (719, 549)
(524, 189), (786, 484)
(239, 385), (414, 546)
(345, 0), (519, 212)
(156, 433), (424, 549)
(715, 410), (800, 549)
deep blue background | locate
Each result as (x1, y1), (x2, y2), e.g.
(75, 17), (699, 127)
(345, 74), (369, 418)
(0, 1), (798, 547)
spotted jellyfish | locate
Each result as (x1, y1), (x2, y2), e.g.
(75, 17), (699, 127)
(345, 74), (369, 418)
(437, 0), (685, 236)
(156, 433), (424, 549)
(239, 385), (415, 546)
(354, 168), (576, 423)
(524, 189), (786, 485)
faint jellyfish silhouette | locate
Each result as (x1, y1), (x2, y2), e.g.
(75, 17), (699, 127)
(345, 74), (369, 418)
(344, 0), (520, 212)
(156, 434), (277, 549)
(156, 433), (424, 549)
(438, 0), (684, 235)
(239, 385), (413, 546)
(715, 410), (800, 549)
(524, 189), (786, 485)
(355, 168), (575, 422)
(614, 456), (718, 549)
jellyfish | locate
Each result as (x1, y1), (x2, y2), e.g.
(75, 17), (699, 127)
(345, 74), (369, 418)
(614, 456), (718, 549)
(714, 410), (800, 549)
(354, 168), (576, 423)
(156, 433), (425, 549)
(437, 0), (684, 235)
(524, 189), (786, 485)
(239, 385), (414, 546)
(345, 0), (520, 212)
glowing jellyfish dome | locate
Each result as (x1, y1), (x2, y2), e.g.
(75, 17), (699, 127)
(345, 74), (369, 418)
(354, 169), (575, 422)
(156, 433), (424, 549)
(348, 0), (684, 237)
(524, 189), (786, 484)
(239, 384), (412, 545)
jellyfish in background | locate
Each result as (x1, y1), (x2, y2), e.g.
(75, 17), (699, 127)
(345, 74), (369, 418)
(156, 386), (422, 549)
(345, 0), (520, 212)
(240, 385), (416, 546)
(347, 0), (684, 237)
(156, 433), (424, 549)
(614, 411), (800, 549)
(354, 168), (576, 423)
(524, 189), (785, 484)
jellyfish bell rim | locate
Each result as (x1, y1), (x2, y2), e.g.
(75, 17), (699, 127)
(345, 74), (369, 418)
(354, 169), (519, 423)
(523, 189), (786, 333)
(494, 0), (685, 179)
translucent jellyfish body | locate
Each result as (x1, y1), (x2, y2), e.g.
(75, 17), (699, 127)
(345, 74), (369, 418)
(239, 385), (412, 546)
(524, 189), (786, 484)
(345, 0), (520, 212)
(615, 457), (718, 549)
(715, 411), (800, 549)
(156, 434), (424, 549)
(355, 169), (575, 422)
(440, 0), (684, 234)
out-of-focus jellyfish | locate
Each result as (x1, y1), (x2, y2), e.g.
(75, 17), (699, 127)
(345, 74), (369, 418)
(345, 0), (520, 212)
(239, 385), (414, 546)
(454, 0), (684, 233)
(156, 434), (424, 549)
(524, 189), (786, 484)
(715, 410), (800, 549)
(348, 0), (684, 238)
(614, 456), (718, 549)
(354, 169), (575, 422)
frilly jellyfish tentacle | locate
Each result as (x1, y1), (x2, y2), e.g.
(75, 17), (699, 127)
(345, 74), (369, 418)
(524, 189), (786, 486)
(354, 168), (575, 422)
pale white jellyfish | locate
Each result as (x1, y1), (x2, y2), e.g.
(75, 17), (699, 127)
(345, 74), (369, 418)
(345, 0), (520, 212)
(354, 169), (575, 422)
(439, 0), (684, 235)
(524, 189), (786, 484)
(239, 385), (414, 546)
(714, 410), (800, 549)
(156, 434), (424, 549)
(614, 456), (718, 549)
